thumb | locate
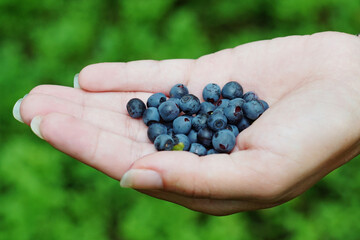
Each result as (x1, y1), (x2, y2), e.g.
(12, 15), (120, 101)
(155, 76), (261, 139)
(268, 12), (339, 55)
(119, 150), (284, 201)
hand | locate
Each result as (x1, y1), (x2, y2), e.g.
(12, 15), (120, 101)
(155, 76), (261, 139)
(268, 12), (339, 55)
(16, 31), (360, 215)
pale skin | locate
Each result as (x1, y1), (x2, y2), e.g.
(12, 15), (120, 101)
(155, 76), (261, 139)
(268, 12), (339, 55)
(18, 31), (360, 215)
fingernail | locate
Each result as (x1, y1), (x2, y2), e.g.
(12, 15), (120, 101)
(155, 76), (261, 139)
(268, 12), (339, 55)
(13, 98), (24, 123)
(120, 169), (163, 189)
(30, 116), (44, 139)
(73, 73), (80, 88)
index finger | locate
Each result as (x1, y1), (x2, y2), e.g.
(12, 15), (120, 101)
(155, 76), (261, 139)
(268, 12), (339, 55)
(78, 59), (194, 93)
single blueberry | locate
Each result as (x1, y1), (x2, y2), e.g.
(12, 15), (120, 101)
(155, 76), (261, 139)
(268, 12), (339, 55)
(202, 83), (221, 103)
(243, 91), (258, 102)
(147, 93), (167, 108)
(226, 125), (240, 137)
(158, 101), (180, 122)
(243, 100), (265, 120)
(224, 102), (244, 124)
(173, 116), (192, 135)
(259, 99), (269, 110)
(221, 81), (243, 99)
(154, 134), (175, 151)
(187, 129), (198, 144)
(147, 123), (167, 142)
(237, 117), (251, 132)
(191, 113), (208, 131)
(189, 143), (207, 156)
(142, 107), (160, 126)
(207, 112), (227, 131)
(169, 84), (189, 98)
(207, 149), (219, 155)
(174, 134), (191, 151)
(126, 98), (146, 118)
(199, 102), (216, 115)
(197, 127), (214, 148)
(212, 129), (236, 153)
(179, 94), (201, 115)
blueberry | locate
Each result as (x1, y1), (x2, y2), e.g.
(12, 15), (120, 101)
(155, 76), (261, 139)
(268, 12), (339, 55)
(221, 81), (243, 99)
(154, 134), (175, 151)
(167, 97), (181, 107)
(169, 84), (189, 98)
(207, 112), (227, 131)
(212, 129), (236, 153)
(179, 94), (201, 115)
(216, 99), (230, 109)
(236, 117), (251, 132)
(173, 116), (192, 135)
(243, 100), (265, 120)
(226, 125), (239, 137)
(199, 102), (216, 115)
(187, 129), (198, 143)
(207, 149), (219, 155)
(189, 143), (207, 156)
(197, 127), (214, 148)
(224, 102), (244, 124)
(230, 98), (245, 107)
(147, 123), (167, 142)
(259, 99), (269, 110)
(158, 101), (180, 122)
(126, 98), (146, 118)
(174, 134), (191, 151)
(202, 83), (221, 103)
(191, 113), (208, 131)
(147, 93), (167, 108)
(243, 91), (258, 102)
(142, 107), (160, 126)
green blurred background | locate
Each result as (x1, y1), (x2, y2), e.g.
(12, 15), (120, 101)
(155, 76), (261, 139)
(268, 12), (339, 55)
(1, 0), (360, 239)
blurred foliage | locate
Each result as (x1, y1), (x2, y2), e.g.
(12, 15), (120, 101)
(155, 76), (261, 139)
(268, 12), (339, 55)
(1, 0), (360, 239)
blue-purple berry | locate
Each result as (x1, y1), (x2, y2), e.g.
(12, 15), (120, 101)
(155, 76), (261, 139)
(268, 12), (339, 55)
(187, 129), (198, 143)
(199, 102), (216, 115)
(237, 117), (251, 132)
(221, 81), (243, 99)
(179, 94), (201, 115)
(147, 123), (168, 142)
(197, 127), (214, 148)
(243, 100), (265, 120)
(207, 112), (227, 131)
(174, 134), (191, 151)
(224, 102), (244, 124)
(189, 143), (207, 156)
(226, 125), (239, 137)
(158, 101), (180, 122)
(173, 116), (192, 135)
(147, 93), (167, 108)
(243, 91), (258, 102)
(169, 84), (189, 98)
(191, 113), (208, 131)
(142, 107), (160, 126)
(212, 129), (236, 153)
(154, 134), (175, 151)
(126, 98), (146, 118)
(202, 83), (221, 103)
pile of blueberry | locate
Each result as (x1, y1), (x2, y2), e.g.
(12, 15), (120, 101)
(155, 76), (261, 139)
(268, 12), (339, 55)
(126, 82), (268, 156)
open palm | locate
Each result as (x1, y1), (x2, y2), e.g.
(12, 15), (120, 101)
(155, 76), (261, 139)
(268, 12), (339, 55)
(19, 32), (360, 215)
